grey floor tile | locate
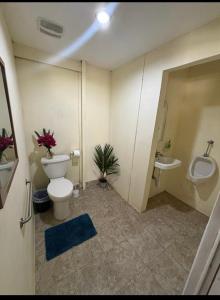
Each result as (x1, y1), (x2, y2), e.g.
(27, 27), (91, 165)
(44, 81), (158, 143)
(165, 237), (197, 273)
(35, 186), (208, 295)
(145, 219), (178, 248)
(148, 250), (189, 294)
(127, 230), (165, 265)
(116, 265), (169, 295)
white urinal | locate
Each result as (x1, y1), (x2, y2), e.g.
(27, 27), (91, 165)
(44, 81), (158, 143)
(187, 155), (216, 184)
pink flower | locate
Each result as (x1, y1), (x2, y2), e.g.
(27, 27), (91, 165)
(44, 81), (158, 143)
(37, 134), (56, 149)
(34, 129), (56, 151)
(0, 134), (13, 152)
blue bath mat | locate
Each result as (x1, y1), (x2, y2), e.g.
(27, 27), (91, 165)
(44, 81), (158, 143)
(45, 213), (97, 261)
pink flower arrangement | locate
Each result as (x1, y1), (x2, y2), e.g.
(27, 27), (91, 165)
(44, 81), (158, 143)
(34, 129), (56, 157)
(0, 128), (14, 161)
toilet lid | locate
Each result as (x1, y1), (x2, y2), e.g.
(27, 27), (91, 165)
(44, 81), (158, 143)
(48, 178), (73, 198)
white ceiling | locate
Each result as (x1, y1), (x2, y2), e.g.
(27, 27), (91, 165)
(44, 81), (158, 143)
(2, 2), (220, 70)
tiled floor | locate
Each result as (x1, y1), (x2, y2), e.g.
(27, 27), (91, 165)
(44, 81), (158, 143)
(35, 181), (208, 295)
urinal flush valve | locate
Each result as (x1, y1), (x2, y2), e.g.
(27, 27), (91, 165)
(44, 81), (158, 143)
(204, 140), (214, 157)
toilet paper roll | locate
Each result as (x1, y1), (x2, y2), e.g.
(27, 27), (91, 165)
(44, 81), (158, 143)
(72, 149), (80, 157)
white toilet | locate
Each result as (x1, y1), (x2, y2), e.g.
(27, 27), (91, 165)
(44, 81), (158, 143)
(41, 154), (73, 220)
(187, 155), (216, 184)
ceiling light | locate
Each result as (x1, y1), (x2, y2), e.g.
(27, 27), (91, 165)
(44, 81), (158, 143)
(96, 11), (110, 25)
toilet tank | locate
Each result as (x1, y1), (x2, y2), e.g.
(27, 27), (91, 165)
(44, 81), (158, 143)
(41, 154), (70, 179)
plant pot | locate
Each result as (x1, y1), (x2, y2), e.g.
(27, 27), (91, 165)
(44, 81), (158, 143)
(99, 178), (108, 188)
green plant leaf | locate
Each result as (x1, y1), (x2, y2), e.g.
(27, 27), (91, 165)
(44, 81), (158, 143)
(34, 130), (40, 138)
(93, 143), (119, 179)
(2, 128), (6, 138)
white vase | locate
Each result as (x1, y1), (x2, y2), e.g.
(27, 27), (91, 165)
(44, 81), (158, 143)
(46, 150), (53, 159)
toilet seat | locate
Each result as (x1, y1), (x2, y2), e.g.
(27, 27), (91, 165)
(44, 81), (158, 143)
(47, 177), (73, 200)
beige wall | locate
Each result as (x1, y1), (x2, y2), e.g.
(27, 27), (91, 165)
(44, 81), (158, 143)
(85, 63), (111, 182)
(111, 17), (220, 213)
(15, 58), (81, 189)
(14, 50), (111, 188)
(149, 69), (188, 198)
(166, 60), (220, 216)
(133, 17), (220, 213)
(0, 9), (34, 295)
(13, 42), (81, 72)
(110, 56), (145, 201)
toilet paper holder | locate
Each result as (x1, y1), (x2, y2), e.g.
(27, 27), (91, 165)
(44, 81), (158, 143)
(70, 149), (80, 157)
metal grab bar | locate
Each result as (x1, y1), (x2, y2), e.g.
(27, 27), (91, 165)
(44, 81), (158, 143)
(20, 179), (32, 228)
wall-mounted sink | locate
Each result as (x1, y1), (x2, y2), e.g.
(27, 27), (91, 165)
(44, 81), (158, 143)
(155, 156), (182, 170)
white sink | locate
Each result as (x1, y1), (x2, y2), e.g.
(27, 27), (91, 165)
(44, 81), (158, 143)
(155, 156), (182, 170)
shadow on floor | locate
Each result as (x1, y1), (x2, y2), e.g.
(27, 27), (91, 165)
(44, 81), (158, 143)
(147, 191), (196, 213)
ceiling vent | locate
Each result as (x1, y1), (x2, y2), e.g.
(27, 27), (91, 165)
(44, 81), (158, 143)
(38, 17), (63, 38)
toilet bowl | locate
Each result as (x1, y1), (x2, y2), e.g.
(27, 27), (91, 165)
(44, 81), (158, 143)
(187, 155), (216, 184)
(48, 177), (73, 220)
(41, 154), (73, 220)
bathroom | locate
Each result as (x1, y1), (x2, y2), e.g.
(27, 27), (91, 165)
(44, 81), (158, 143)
(150, 59), (220, 217)
(1, 2), (220, 295)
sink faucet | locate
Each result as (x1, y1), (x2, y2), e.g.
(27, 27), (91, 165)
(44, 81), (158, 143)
(155, 151), (163, 160)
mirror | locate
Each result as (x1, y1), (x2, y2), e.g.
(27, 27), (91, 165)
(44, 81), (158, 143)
(0, 57), (18, 208)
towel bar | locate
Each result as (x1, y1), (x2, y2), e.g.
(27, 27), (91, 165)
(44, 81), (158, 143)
(20, 179), (32, 228)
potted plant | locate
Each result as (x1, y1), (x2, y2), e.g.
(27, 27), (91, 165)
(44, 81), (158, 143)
(0, 128), (14, 164)
(34, 128), (56, 158)
(93, 143), (119, 188)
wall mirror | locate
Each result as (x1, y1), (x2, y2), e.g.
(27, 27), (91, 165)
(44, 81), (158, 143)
(0, 58), (18, 208)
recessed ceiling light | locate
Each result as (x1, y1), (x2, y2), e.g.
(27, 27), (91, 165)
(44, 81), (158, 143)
(96, 11), (110, 25)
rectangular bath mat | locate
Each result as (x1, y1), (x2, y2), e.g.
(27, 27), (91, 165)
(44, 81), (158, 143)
(45, 213), (97, 261)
